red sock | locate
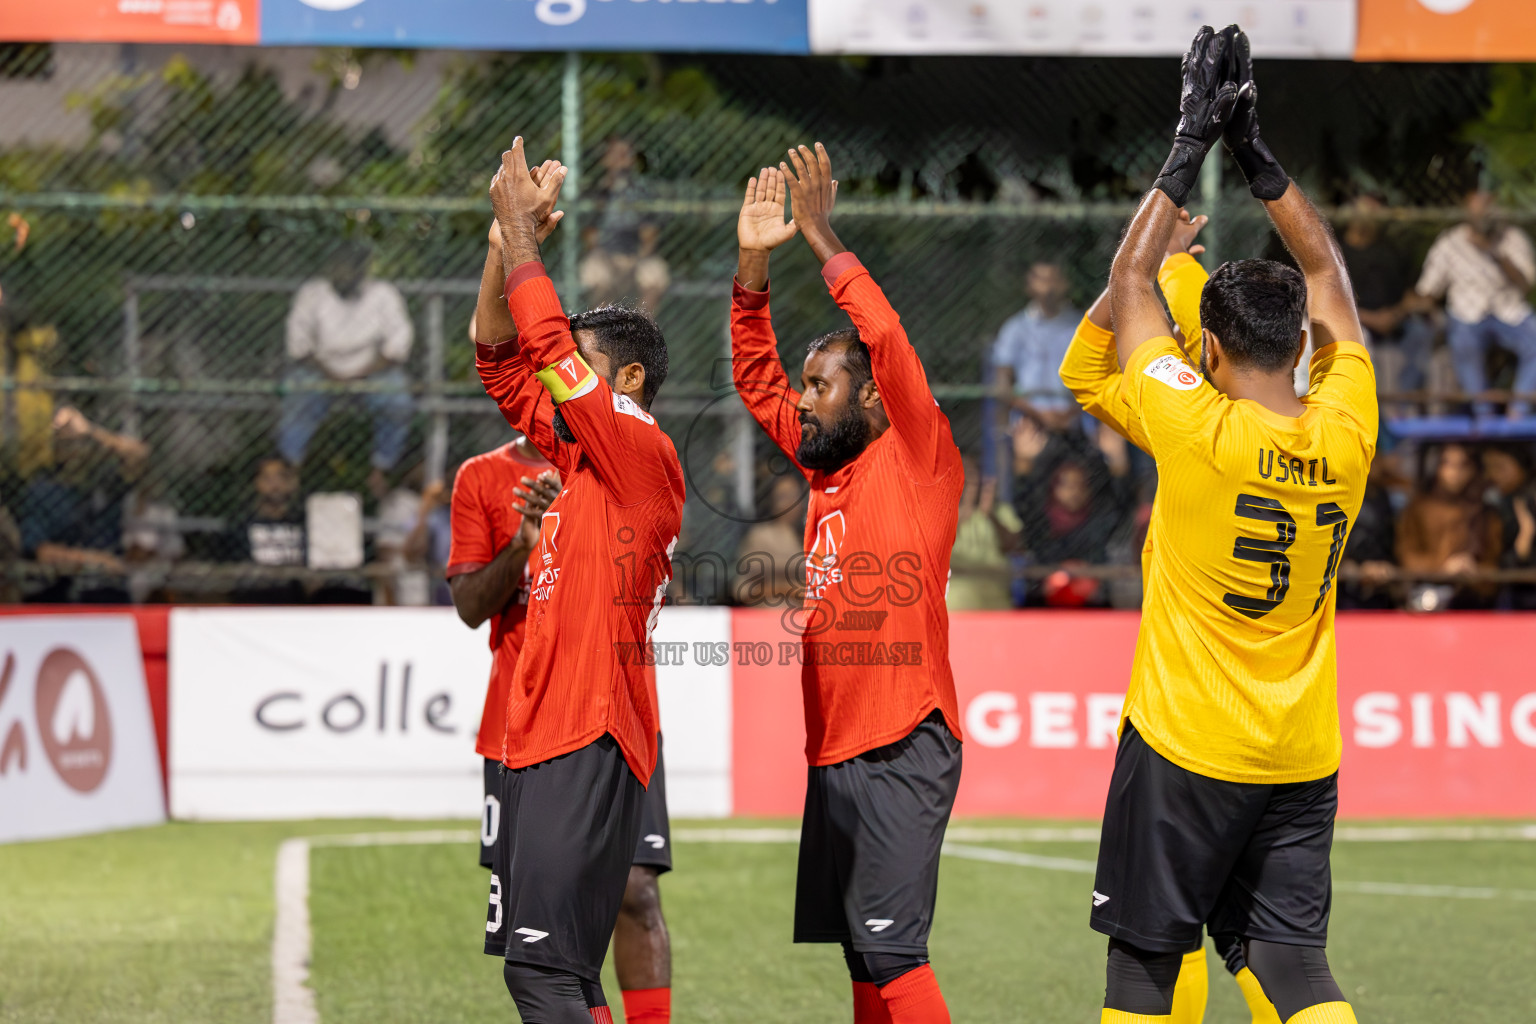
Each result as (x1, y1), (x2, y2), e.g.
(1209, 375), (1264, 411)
(878, 965), (950, 1024)
(621, 987), (670, 1024)
(588, 1007), (614, 1024)
(853, 980), (894, 1024)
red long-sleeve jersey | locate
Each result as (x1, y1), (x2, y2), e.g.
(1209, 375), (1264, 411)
(732, 251), (964, 765)
(446, 439), (553, 762)
(477, 263), (683, 786)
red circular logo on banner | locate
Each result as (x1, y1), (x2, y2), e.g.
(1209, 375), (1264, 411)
(34, 648), (113, 793)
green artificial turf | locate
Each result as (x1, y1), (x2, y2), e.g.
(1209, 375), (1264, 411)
(4, 821), (1536, 1022)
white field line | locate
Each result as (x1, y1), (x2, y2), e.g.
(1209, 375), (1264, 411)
(271, 822), (1536, 1023)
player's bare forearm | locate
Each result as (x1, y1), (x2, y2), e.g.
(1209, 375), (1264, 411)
(1085, 287), (1112, 331)
(450, 539), (530, 629)
(797, 216), (847, 267)
(476, 229), (518, 349)
(1263, 183), (1363, 347)
(1108, 189), (1179, 368)
(736, 248), (771, 293)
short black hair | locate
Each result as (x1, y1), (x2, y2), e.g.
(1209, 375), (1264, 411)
(806, 328), (872, 391)
(1198, 259), (1308, 373)
(569, 303), (669, 409)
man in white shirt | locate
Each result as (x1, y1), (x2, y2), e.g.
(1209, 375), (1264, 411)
(277, 242), (415, 482)
(1416, 189), (1536, 417)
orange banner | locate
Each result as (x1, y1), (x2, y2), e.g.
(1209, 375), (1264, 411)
(1357, 0), (1536, 61)
(0, 1), (258, 45)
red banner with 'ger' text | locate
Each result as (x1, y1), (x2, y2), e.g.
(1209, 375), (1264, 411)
(731, 610), (1536, 819)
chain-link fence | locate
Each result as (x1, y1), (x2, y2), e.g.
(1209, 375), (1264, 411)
(2, 43), (1533, 607)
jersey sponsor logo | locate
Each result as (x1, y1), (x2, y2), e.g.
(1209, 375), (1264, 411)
(1092, 891), (1110, 907)
(1143, 353), (1202, 391)
(538, 511), (560, 567)
(514, 927), (550, 943)
(865, 918), (895, 933)
(806, 510), (846, 599)
(613, 392), (656, 425)
(643, 833), (666, 849)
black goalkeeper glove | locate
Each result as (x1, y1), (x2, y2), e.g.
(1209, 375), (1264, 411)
(1154, 25), (1239, 209)
(1221, 25), (1290, 201)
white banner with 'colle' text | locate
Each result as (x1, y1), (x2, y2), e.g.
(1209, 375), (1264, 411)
(0, 616), (165, 843)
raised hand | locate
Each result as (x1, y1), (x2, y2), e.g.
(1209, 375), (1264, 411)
(488, 137), (567, 274)
(1166, 208), (1209, 258)
(1220, 25), (1289, 201)
(1153, 26), (1239, 208)
(781, 142), (846, 266)
(738, 166), (799, 254)
(513, 471), (562, 524)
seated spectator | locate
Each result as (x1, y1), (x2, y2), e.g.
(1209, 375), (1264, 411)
(947, 456), (1021, 611)
(374, 465), (429, 606)
(0, 271), (59, 480)
(1012, 418), (1128, 607)
(403, 477), (453, 606)
(226, 455), (307, 604)
(1337, 452), (1406, 610)
(278, 241), (414, 493)
(15, 406), (146, 600)
(1339, 195), (1432, 406)
(580, 137), (670, 313)
(1397, 443), (1503, 610)
(992, 261), (1082, 435)
(1482, 444), (1536, 609)
(733, 473), (806, 608)
(1415, 189), (1536, 417)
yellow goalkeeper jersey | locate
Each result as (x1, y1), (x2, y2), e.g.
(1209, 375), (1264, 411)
(1119, 335), (1377, 784)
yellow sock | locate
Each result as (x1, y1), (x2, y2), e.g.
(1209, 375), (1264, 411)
(1285, 1003), (1358, 1024)
(1235, 966), (1283, 1024)
(1170, 947), (1209, 1024)
(1101, 1011), (1172, 1023)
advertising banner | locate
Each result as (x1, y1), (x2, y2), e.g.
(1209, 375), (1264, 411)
(1356, 0), (1536, 61)
(0, 1), (258, 45)
(808, 0), (1356, 58)
(259, 0), (809, 54)
(0, 616), (165, 844)
(732, 610), (1536, 819)
(169, 605), (731, 821)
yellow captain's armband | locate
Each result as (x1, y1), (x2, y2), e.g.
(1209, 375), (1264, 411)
(535, 351), (599, 404)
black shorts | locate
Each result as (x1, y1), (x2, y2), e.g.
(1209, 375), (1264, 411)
(481, 740), (670, 873)
(794, 710), (962, 955)
(1090, 721), (1338, 954)
(483, 735), (646, 981)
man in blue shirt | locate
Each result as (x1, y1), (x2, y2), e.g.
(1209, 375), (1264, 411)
(992, 261), (1081, 432)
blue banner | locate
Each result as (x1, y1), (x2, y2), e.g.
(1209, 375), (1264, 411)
(260, 0), (809, 54)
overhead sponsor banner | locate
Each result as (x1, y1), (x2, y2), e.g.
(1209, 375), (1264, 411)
(0, 617), (165, 844)
(1356, 0), (1536, 61)
(0, 1), (259, 44)
(732, 610), (1536, 818)
(260, 0), (809, 54)
(808, 0), (1356, 58)
(170, 606), (730, 821)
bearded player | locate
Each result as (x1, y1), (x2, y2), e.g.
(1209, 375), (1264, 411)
(1088, 26), (1375, 1024)
(473, 140), (683, 1024)
(732, 146), (963, 1024)
(449, 439), (674, 1024)
(1062, 214), (1286, 1024)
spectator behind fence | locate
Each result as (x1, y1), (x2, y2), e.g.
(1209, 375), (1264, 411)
(946, 456), (1021, 611)
(992, 261), (1081, 434)
(1337, 451), (1405, 610)
(1482, 444), (1536, 609)
(15, 406), (147, 597)
(1415, 189), (1536, 417)
(1010, 417), (1126, 607)
(278, 241), (414, 492)
(1397, 443), (1502, 611)
(0, 270), (59, 481)
(1340, 195), (1432, 403)
(402, 477), (453, 606)
(225, 454), (307, 604)
(580, 136), (670, 313)
(733, 473), (806, 608)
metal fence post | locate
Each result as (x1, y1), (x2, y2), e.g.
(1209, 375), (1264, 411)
(122, 283), (141, 438)
(561, 51), (582, 305)
(1199, 155), (1222, 271)
(424, 292), (447, 485)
